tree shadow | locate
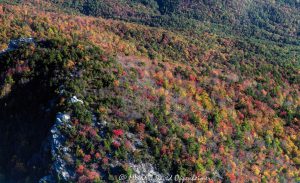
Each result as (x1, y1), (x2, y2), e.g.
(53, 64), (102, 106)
(0, 79), (57, 183)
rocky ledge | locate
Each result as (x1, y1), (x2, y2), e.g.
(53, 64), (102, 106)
(40, 96), (165, 183)
(0, 38), (35, 54)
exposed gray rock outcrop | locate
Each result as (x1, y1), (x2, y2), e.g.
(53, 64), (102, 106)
(40, 113), (75, 183)
(70, 96), (84, 104)
(51, 113), (74, 181)
(40, 95), (86, 183)
(0, 38), (35, 54)
(124, 133), (165, 182)
(129, 163), (165, 183)
(39, 175), (56, 183)
(40, 95), (166, 183)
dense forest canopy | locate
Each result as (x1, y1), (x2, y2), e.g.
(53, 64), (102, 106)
(47, 0), (300, 44)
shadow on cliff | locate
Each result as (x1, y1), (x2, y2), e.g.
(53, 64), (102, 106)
(0, 79), (57, 183)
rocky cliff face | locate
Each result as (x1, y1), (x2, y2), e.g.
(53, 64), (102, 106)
(0, 38), (35, 54)
(41, 95), (165, 183)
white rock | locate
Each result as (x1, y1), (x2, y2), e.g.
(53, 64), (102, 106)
(129, 163), (165, 183)
(45, 113), (75, 182)
(70, 96), (84, 104)
(39, 175), (55, 183)
(56, 113), (70, 124)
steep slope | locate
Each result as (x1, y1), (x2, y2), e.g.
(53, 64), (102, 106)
(0, 38), (101, 182)
(0, 1), (299, 183)
(48, 0), (300, 44)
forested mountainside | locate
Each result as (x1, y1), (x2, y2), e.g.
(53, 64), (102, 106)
(49, 0), (300, 44)
(0, 0), (299, 183)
